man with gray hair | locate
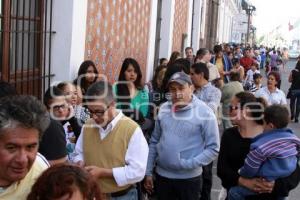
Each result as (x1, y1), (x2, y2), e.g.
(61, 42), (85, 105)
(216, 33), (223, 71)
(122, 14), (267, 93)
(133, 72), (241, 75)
(73, 81), (149, 199)
(0, 95), (50, 200)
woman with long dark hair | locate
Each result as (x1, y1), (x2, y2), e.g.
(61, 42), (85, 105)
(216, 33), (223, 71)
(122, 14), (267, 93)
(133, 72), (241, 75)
(168, 51), (181, 66)
(73, 60), (99, 95)
(145, 64), (167, 106)
(115, 58), (149, 118)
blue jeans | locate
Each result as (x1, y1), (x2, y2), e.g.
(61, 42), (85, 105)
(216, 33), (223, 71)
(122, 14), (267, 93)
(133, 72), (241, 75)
(228, 186), (286, 200)
(260, 60), (265, 69)
(110, 187), (138, 200)
(228, 186), (256, 200)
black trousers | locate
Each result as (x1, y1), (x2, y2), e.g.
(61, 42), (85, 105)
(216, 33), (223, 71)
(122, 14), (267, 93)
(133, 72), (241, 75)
(200, 162), (213, 200)
(290, 92), (300, 120)
(156, 174), (202, 200)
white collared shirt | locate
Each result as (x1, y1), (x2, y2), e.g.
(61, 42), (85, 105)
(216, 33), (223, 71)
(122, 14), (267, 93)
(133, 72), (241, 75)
(255, 87), (287, 105)
(73, 110), (149, 187)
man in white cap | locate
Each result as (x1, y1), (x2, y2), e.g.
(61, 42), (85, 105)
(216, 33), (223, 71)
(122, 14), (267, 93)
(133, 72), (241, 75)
(144, 72), (220, 200)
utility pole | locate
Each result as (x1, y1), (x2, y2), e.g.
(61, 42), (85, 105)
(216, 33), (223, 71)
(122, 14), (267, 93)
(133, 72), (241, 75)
(245, 5), (255, 45)
(246, 10), (251, 45)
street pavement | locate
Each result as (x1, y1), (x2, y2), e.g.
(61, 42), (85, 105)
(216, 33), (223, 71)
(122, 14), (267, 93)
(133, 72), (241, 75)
(211, 59), (300, 200)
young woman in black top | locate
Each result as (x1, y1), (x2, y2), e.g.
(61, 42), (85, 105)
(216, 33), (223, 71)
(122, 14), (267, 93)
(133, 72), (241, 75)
(217, 92), (300, 199)
(288, 61), (300, 122)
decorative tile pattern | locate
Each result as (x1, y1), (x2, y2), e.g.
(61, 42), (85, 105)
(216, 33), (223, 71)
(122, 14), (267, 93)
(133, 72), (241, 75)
(172, 0), (189, 52)
(85, 0), (151, 83)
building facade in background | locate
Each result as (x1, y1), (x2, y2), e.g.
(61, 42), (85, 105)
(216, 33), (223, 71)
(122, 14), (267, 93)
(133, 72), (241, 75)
(0, 0), (250, 98)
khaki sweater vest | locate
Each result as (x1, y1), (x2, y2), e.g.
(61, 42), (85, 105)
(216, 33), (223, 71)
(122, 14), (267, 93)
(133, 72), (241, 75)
(83, 116), (138, 193)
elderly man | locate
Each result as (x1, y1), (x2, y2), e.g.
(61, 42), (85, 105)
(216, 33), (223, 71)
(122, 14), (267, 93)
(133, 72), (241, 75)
(73, 81), (149, 199)
(144, 72), (220, 200)
(0, 95), (50, 200)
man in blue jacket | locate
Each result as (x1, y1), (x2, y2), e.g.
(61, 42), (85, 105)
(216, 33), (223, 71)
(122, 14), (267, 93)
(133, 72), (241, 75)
(144, 72), (220, 200)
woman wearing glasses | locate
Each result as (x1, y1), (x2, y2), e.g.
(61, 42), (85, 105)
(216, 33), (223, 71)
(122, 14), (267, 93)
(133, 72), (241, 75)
(40, 86), (82, 164)
(217, 92), (300, 200)
(221, 71), (244, 130)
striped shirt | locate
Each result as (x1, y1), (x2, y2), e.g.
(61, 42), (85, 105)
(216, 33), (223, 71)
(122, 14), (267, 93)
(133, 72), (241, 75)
(249, 83), (263, 93)
(239, 128), (300, 181)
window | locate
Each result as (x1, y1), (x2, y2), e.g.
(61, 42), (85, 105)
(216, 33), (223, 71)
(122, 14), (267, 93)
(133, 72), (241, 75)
(0, 0), (53, 98)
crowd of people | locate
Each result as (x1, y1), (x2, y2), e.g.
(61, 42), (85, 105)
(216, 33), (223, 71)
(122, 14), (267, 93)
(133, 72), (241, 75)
(0, 43), (300, 200)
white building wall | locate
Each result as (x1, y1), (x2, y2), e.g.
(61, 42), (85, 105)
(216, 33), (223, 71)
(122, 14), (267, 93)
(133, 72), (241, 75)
(219, 0), (226, 43)
(223, 6), (228, 42)
(145, 0), (158, 82)
(226, 3), (233, 42)
(186, 0), (194, 48)
(51, 0), (87, 84)
(200, 0), (207, 41)
(159, 0), (175, 59)
(191, 0), (202, 50)
(216, 0), (223, 43)
(218, 0), (240, 44)
(225, 8), (230, 42)
(230, 16), (233, 41)
(69, 0), (88, 80)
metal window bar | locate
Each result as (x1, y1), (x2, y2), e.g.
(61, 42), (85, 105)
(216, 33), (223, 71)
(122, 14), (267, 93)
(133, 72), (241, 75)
(41, 0), (55, 99)
(20, 0), (25, 94)
(153, 0), (163, 70)
(13, 0), (19, 89)
(0, 0), (54, 99)
(32, 0), (36, 96)
(42, 0), (47, 94)
(8, 0), (12, 82)
(27, 0), (32, 94)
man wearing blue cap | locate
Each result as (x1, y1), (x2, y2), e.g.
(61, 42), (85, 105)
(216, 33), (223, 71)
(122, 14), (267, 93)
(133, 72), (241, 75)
(144, 72), (220, 200)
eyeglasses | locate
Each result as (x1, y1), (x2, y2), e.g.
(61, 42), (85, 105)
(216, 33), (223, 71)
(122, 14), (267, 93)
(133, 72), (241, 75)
(229, 105), (239, 112)
(89, 106), (110, 117)
(53, 104), (68, 111)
